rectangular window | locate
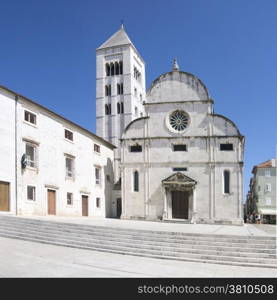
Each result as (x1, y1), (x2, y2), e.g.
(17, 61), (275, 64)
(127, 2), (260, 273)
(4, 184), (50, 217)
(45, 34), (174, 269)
(265, 170), (271, 177)
(26, 143), (37, 168)
(95, 167), (101, 185)
(27, 186), (36, 201)
(67, 192), (73, 205)
(96, 197), (101, 208)
(173, 167), (187, 172)
(220, 144), (233, 151)
(173, 144), (187, 151)
(106, 174), (110, 182)
(94, 144), (100, 153)
(130, 145), (142, 152)
(65, 129), (73, 141)
(24, 110), (36, 125)
(266, 197), (271, 206)
(266, 183), (271, 192)
(65, 157), (74, 178)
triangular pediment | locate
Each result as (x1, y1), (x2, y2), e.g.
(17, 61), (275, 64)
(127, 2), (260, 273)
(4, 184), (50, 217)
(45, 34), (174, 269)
(162, 172), (197, 185)
(98, 27), (134, 49)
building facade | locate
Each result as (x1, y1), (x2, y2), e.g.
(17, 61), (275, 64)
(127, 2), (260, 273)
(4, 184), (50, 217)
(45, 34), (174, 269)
(246, 159), (277, 224)
(0, 86), (115, 218)
(96, 27), (245, 225)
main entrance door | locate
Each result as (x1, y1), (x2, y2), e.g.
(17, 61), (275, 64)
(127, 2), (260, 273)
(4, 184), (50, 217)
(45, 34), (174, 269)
(47, 190), (56, 215)
(172, 190), (189, 219)
(0, 181), (10, 211)
(82, 195), (89, 216)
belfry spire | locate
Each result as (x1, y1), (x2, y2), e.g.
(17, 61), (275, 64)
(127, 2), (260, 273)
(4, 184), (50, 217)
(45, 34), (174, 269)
(172, 58), (179, 71)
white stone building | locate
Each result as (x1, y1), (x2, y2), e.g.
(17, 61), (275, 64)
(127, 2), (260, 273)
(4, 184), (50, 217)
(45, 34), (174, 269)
(0, 86), (115, 218)
(96, 26), (245, 225)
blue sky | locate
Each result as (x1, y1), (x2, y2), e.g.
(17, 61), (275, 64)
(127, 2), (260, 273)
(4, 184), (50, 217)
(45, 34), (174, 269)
(0, 0), (276, 200)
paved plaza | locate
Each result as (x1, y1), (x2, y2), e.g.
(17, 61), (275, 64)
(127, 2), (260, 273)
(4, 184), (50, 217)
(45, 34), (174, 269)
(0, 216), (276, 278)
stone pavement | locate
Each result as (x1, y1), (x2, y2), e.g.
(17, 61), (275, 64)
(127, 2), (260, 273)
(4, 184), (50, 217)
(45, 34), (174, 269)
(0, 236), (276, 278)
(14, 215), (277, 237)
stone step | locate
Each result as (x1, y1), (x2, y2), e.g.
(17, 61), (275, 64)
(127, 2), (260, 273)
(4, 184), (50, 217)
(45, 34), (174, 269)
(0, 222), (275, 256)
(0, 226), (275, 260)
(0, 230), (277, 269)
(0, 217), (275, 245)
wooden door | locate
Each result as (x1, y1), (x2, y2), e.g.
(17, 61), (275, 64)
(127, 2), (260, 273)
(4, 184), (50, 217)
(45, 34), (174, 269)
(48, 190), (56, 215)
(82, 195), (88, 216)
(172, 190), (189, 219)
(116, 198), (122, 218)
(0, 181), (9, 211)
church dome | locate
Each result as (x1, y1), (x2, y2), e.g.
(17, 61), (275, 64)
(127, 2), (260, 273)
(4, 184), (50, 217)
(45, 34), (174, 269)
(146, 62), (210, 103)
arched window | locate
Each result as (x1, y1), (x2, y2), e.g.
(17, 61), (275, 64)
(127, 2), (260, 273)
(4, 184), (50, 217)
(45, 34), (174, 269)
(117, 102), (120, 114)
(134, 171), (139, 192)
(105, 85), (109, 96)
(111, 63), (114, 76)
(117, 84), (120, 95)
(105, 104), (109, 115)
(108, 85), (111, 96)
(115, 62), (119, 75)
(224, 170), (230, 194)
(121, 102), (124, 114)
(120, 83), (123, 94)
(108, 103), (111, 115)
(119, 61), (123, 74)
(106, 63), (110, 76)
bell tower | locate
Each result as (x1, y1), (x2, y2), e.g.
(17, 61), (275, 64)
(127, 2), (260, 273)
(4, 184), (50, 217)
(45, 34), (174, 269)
(96, 25), (146, 180)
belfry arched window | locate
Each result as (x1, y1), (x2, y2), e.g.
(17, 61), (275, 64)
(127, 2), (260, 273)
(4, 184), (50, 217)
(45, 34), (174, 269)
(224, 170), (230, 194)
(134, 171), (139, 192)
(119, 61), (123, 74)
(120, 102), (124, 114)
(115, 62), (119, 75)
(117, 102), (120, 114)
(111, 63), (114, 76)
(106, 63), (110, 76)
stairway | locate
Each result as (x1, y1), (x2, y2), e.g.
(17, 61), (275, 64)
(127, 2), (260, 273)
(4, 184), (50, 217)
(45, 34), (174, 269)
(0, 215), (276, 268)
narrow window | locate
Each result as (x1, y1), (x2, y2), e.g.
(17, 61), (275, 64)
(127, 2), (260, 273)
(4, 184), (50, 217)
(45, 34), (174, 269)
(173, 144), (187, 151)
(119, 61), (123, 74)
(64, 129), (73, 141)
(94, 143), (100, 153)
(117, 102), (120, 114)
(65, 157), (74, 178)
(130, 145), (142, 152)
(67, 192), (73, 205)
(27, 186), (36, 201)
(134, 88), (137, 97)
(220, 144), (233, 151)
(135, 106), (138, 117)
(224, 170), (230, 194)
(106, 63), (110, 76)
(106, 174), (110, 182)
(134, 171), (139, 192)
(108, 85), (111, 96)
(108, 103), (111, 114)
(105, 85), (109, 96)
(95, 167), (101, 185)
(26, 143), (37, 168)
(121, 102), (124, 114)
(120, 83), (123, 94)
(96, 197), (101, 208)
(140, 94), (142, 101)
(24, 110), (37, 125)
(117, 84), (120, 95)
(105, 104), (109, 115)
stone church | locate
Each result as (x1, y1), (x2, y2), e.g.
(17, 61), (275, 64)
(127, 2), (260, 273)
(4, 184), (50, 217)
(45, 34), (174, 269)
(96, 25), (245, 225)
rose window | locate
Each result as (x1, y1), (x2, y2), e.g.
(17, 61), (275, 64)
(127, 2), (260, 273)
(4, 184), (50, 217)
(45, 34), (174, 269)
(169, 110), (189, 131)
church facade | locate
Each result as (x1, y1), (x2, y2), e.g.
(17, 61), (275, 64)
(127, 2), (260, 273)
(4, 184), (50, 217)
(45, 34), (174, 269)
(96, 26), (245, 225)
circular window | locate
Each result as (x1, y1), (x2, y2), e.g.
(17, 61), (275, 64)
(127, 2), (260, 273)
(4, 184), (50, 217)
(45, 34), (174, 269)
(169, 110), (189, 132)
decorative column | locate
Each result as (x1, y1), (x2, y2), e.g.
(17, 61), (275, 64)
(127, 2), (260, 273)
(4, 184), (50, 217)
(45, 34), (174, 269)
(162, 186), (168, 220)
